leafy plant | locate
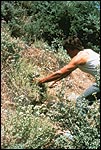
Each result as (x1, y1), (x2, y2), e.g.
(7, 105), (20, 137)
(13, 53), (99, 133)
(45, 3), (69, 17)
(1, 1), (100, 50)
(46, 100), (100, 149)
(1, 24), (23, 68)
(2, 104), (55, 149)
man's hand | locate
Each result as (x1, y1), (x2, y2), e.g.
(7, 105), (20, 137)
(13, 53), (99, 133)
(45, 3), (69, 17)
(28, 73), (40, 86)
(48, 81), (58, 88)
(37, 81), (45, 88)
(37, 80), (47, 93)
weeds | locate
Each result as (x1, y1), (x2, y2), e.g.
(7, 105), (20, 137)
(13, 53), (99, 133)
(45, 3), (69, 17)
(2, 104), (55, 149)
(1, 23), (100, 149)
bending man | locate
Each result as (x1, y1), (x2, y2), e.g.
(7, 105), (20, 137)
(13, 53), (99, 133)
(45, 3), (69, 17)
(37, 36), (100, 108)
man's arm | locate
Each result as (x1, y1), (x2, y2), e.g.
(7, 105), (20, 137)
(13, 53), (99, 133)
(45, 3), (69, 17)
(38, 54), (87, 84)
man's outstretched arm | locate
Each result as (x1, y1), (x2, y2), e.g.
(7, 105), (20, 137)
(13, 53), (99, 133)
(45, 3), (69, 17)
(38, 54), (86, 84)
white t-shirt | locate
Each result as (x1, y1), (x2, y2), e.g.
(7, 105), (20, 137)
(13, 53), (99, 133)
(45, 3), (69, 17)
(77, 49), (100, 80)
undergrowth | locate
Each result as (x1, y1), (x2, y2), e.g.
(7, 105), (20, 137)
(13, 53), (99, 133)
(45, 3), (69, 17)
(1, 23), (100, 149)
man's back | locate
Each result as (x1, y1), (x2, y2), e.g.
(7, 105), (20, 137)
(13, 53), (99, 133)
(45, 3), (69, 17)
(77, 49), (100, 77)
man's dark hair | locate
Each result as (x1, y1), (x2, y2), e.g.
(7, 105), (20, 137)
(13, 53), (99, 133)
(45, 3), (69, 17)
(63, 35), (84, 51)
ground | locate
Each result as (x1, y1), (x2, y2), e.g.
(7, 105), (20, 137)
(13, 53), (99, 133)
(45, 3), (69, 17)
(1, 46), (96, 147)
(20, 47), (95, 103)
(47, 68), (95, 103)
(1, 47), (95, 107)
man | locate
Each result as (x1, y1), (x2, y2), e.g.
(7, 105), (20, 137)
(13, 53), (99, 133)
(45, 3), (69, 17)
(37, 36), (100, 109)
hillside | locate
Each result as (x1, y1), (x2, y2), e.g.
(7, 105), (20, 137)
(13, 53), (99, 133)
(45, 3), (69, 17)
(1, 46), (95, 107)
(16, 47), (95, 102)
(1, 43), (99, 149)
(1, 1), (100, 148)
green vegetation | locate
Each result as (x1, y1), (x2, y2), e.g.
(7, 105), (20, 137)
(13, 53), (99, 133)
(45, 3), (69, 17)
(1, 1), (100, 149)
(1, 1), (100, 51)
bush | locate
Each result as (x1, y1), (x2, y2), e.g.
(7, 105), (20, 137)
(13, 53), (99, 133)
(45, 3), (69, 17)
(1, 1), (100, 51)
(68, 1), (100, 52)
(46, 100), (100, 149)
(6, 58), (47, 106)
(2, 104), (55, 149)
(1, 24), (23, 68)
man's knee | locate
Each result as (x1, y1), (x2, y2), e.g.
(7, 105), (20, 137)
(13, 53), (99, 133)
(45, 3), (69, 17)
(76, 91), (100, 108)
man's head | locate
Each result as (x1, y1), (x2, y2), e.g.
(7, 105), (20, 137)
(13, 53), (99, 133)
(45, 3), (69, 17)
(63, 35), (84, 50)
(63, 35), (84, 58)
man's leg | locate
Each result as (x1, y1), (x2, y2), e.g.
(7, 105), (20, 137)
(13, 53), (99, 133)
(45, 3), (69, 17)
(76, 83), (100, 113)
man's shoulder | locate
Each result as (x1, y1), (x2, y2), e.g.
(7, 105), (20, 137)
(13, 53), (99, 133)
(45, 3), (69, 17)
(70, 52), (88, 65)
(82, 49), (100, 56)
(77, 49), (90, 57)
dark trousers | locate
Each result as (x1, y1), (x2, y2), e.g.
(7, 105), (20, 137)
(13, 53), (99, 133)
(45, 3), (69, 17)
(76, 83), (100, 112)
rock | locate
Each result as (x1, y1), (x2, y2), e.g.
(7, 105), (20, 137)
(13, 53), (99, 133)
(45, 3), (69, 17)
(68, 92), (79, 101)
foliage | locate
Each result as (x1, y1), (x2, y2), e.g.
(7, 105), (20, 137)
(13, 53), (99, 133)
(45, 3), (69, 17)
(1, 1), (100, 51)
(1, 2), (100, 149)
(2, 104), (55, 149)
(33, 98), (100, 149)
(95, 65), (100, 86)
(6, 58), (47, 106)
(67, 1), (100, 51)
(1, 23), (23, 68)
(1, 39), (100, 148)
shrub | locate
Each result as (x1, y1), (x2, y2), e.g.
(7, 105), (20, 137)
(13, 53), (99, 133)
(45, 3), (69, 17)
(1, 24), (23, 68)
(2, 104), (55, 149)
(46, 100), (100, 149)
(1, 1), (100, 51)
(6, 58), (47, 106)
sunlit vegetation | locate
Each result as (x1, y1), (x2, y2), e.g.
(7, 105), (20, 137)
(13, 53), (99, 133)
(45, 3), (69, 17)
(1, 1), (100, 149)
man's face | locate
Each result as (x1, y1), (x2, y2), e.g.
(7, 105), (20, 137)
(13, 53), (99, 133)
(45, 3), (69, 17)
(66, 49), (72, 56)
(66, 49), (79, 58)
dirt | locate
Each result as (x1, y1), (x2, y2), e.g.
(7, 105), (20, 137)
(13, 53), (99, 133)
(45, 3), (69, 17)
(47, 68), (95, 103)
